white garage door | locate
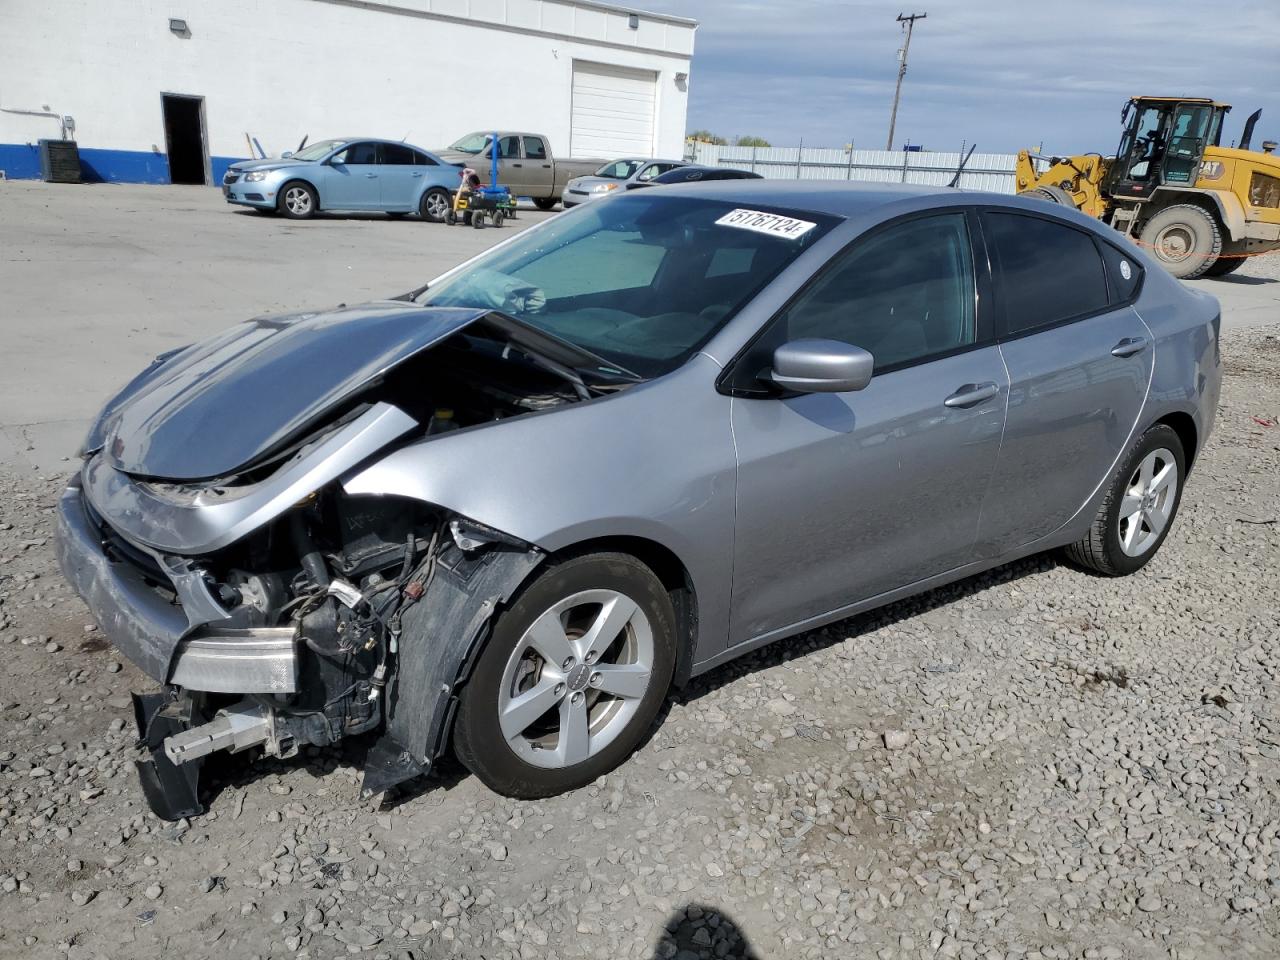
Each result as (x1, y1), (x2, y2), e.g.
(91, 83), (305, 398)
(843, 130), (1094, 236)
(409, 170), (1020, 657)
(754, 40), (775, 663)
(570, 61), (657, 158)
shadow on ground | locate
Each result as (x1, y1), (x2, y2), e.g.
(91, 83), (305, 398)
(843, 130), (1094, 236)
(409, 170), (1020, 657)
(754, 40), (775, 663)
(651, 904), (761, 959)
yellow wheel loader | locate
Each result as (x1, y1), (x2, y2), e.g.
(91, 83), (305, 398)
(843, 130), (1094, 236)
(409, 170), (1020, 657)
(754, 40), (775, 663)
(1016, 97), (1280, 278)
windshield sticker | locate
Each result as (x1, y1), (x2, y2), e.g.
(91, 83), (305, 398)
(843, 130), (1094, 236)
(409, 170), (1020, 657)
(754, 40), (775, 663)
(715, 208), (817, 240)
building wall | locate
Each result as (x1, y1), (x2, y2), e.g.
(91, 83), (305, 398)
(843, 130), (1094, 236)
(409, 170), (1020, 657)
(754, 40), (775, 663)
(0, 0), (694, 183)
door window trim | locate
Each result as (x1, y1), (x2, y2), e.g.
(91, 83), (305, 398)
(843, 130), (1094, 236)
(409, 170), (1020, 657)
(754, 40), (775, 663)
(980, 206), (1141, 344)
(718, 206), (996, 397)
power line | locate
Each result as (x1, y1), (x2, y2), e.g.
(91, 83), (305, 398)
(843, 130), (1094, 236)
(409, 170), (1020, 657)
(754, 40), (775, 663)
(886, 12), (926, 151)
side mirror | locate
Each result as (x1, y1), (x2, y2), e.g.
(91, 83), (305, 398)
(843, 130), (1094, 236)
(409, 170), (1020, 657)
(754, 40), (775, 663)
(281, 151), (294, 159)
(768, 339), (874, 393)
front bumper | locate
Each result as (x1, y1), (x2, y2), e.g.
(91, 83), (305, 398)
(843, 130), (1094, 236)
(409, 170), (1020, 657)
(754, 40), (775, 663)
(223, 175), (277, 208)
(57, 475), (187, 682)
(56, 473), (298, 692)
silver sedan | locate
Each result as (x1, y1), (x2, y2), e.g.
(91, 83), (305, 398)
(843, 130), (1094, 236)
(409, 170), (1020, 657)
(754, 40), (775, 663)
(57, 181), (1221, 818)
(562, 157), (687, 206)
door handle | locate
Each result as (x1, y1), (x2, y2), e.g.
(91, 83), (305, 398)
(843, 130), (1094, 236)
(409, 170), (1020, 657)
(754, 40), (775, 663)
(365, 173), (377, 178)
(512, 163), (523, 168)
(944, 382), (1000, 408)
(542, 163), (551, 168)
(1111, 336), (1148, 358)
(411, 171), (423, 177)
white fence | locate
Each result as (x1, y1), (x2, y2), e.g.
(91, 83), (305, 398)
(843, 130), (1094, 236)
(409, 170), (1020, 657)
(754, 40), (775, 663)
(688, 142), (1020, 194)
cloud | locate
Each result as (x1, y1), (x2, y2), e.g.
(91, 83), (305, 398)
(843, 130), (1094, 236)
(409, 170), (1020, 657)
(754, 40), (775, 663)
(642, 0), (1280, 152)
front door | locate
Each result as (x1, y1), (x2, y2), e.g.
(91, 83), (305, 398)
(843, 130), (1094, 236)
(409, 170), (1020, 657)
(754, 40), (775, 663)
(321, 141), (380, 210)
(974, 210), (1153, 556)
(728, 211), (1007, 644)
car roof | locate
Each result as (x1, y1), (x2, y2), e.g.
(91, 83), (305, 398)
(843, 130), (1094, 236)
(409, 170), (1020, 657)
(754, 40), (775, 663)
(633, 178), (975, 216)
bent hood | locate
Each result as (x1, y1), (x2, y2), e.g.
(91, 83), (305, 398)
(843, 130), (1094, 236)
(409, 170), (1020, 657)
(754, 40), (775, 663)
(92, 303), (489, 481)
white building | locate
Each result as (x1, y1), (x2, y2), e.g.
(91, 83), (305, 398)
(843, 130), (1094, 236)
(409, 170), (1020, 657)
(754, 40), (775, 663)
(0, 0), (696, 184)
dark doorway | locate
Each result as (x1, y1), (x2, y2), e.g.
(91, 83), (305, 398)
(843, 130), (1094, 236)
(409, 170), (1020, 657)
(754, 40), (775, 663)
(161, 94), (207, 185)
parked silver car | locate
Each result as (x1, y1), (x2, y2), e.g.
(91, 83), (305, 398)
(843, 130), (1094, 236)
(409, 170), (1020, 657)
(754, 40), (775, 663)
(563, 158), (688, 207)
(57, 181), (1221, 818)
(223, 138), (459, 221)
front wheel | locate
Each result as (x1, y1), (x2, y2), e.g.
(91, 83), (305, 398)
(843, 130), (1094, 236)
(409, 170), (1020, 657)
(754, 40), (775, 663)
(453, 553), (676, 798)
(1063, 424), (1186, 576)
(278, 181), (318, 219)
(419, 187), (452, 223)
(533, 197), (558, 211)
(1138, 204), (1222, 279)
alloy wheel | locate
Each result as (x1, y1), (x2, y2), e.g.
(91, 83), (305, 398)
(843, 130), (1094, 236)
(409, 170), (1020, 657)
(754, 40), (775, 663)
(426, 192), (449, 220)
(1117, 447), (1178, 557)
(497, 589), (654, 769)
(284, 186), (313, 216)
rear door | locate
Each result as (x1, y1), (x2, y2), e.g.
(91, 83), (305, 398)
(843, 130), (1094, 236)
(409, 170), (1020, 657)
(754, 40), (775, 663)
(974, 210), (1153, 557)
(520, 136), (554, 198)
(378, 143), (427, 211)
(322, 140), (380, 209)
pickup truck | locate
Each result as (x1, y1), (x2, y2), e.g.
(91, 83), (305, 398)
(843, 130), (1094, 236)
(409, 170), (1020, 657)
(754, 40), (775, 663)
(434, 132), (605, 209)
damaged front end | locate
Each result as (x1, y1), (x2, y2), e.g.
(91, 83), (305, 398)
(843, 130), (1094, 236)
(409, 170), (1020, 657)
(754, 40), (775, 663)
(54, 303), (620, 818)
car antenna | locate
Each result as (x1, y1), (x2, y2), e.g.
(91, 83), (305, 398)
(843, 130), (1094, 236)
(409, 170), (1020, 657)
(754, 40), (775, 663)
(948, 143), (977, 188)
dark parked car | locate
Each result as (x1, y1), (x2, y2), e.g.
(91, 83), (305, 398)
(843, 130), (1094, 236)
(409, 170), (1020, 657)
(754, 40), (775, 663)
(58, 181), (1220, 818)
(626, 165), (764, 189)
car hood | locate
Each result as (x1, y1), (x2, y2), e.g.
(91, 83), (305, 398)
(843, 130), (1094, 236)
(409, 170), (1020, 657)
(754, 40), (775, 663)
(92, 303), (490, 482)
(433, 151), (477, 167)
(229, 157), (314, 173)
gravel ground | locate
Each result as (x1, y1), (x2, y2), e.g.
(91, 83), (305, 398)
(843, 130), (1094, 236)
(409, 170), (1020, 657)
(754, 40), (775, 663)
(1, 312), (1278, 960)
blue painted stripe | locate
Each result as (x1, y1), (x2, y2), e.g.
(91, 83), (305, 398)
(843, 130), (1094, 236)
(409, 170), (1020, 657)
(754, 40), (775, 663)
(0, 143), (245, 185)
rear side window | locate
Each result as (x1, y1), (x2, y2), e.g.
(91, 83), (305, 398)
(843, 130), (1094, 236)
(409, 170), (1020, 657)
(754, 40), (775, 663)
(985, 212), (1110, 335)
(523, 137), (547, 160)
(380, 143), (416, 165)
(1096, 239), (1144, 302)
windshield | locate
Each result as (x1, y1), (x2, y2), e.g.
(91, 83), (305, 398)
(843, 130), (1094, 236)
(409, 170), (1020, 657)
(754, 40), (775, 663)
(594, 160), (645, 179)
(421, 195), (838, 378)
(291, 139), (346, 162)
(448, 133), (491, 155)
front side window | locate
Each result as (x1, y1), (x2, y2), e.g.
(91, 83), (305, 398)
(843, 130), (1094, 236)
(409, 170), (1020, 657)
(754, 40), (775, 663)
(495, 136), (520, 159)
(985, 212), (1110, 334)
(333, 142), (377, 165)
(778, 213), (976, 371)
(421, 195), (838, 377)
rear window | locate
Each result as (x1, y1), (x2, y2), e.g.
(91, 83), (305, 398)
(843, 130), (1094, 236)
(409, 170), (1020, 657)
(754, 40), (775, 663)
(985, 212), (1110, 335)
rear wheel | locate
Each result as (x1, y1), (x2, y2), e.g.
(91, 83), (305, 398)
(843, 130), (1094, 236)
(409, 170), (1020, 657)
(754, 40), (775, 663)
(278, 181), (317, 220)
(419, 187), (451, 223)
(533, 197), (558, 211)
(1138, 204), (1222, 279)
(1064, 424), (1185, 576)
(453, 552), (676, 798)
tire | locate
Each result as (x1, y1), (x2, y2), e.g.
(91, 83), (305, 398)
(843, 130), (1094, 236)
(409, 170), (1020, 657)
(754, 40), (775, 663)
(533, 197), (558, 211)
(1063, 424), (1186, 576)
(1018, 186), (1075, 207)
(472, 212), (486, 229)
(1138, 204), (1222, 279)
(278, 181), (318, 220)
(1205, 245), (1247, 277)
(419, 187), (452, 223)
(453, 552), (677, 798)
(492, 210), (505, 227)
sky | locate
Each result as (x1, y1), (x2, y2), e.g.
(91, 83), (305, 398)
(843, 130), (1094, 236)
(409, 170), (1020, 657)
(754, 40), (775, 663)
(639, 0), (1280, 154)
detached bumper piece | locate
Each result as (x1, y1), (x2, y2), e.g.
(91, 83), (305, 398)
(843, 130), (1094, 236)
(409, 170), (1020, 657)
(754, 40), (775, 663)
(133, 691), (206, 821)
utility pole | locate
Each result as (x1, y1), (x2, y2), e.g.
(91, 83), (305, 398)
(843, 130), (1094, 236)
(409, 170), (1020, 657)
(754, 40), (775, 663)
(886, 11), (926, 151)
